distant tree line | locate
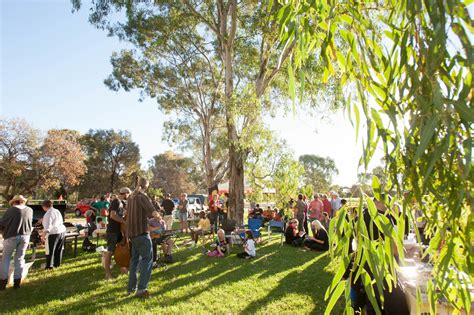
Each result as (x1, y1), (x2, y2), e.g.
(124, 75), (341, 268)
(0, 118), (206, 202)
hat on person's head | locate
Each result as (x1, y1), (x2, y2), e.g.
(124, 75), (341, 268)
(9, 195), (27, 206)
(119, 187), (131, 194)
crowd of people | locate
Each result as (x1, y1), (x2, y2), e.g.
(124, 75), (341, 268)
(247, 191), (343, 254)
(0, 178), (259, 298)
(0, 179), (439, 315)
(0, 181), (418, 314)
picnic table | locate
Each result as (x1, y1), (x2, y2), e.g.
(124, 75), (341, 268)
(64, 231), (80, 257)
(398, 264), (474, 314)
(399, 235), (474, 314)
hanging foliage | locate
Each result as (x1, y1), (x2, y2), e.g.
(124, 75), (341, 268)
(277, 0), (472, 313)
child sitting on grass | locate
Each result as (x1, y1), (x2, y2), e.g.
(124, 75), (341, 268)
(236, 230), (256, 259)
(205, 229), (227, 257)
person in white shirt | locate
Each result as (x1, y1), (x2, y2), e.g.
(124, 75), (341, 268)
(236, 230), (256, 259)
(41, 200), (66, 269)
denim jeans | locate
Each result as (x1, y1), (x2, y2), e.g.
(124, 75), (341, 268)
(1, 235), (30, 280)
(127, 233), (153, 293)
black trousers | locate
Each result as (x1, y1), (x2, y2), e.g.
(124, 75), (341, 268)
(236, 252), (251, 258)
(46, 232), (65, 269)
(303, 239), (328, 251)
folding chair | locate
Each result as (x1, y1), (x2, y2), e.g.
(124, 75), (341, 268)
(221, 218), (237, 249)
(248, 218), (263, 240)
(199, 228), (213, 246)
(268, 220), (286, 245)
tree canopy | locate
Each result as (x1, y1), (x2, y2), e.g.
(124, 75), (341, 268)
(71, 0), (342, 224)
(79, 129), (140, 196)
(299, 154), (339, 193)
(148, 151), (201, 196)
(0, 119), (87, 200)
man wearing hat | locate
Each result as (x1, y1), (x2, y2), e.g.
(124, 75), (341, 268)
(104, 187), (131, 280)
(0, 195), (33, 290)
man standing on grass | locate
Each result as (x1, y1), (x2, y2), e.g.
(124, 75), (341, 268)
(330, 192), (341, 218)
(126, 177), (156, 299)
(41, 199), (66, 270)
(161, 193), (175, 222)
(294, 194), (307, 233)
(0, 195), (33, 290)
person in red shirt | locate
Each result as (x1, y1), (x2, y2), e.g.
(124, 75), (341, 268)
(322, 194), (331, 217)
(308, 194), (324, 221)
(208, 192), (220, 232)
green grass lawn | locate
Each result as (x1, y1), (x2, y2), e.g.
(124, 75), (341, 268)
(1, 232), (344, 314)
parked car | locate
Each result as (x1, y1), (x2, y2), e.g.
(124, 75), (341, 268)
(188, 194), (208, 209)
(172, 198), (179, 207)
(187, 195), (206, 217)
(74, 198), (94, 217)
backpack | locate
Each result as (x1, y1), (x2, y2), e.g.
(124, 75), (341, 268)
(82, 237), (96, 252)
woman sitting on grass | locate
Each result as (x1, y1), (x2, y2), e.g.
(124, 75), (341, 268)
(205, 229), (227, 257)
(285, 219), (306, 246)
(303, 220), (329, 251)
(236, 230), (256, 259)
(285, 218), (299, 245)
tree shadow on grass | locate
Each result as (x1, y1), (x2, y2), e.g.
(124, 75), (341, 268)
(154, 242), (330, 311)
(153, 251), (278, 308)
(239, 250), (336, 314)
(2, 236), (342, 314)
(2, 263), (104, 313)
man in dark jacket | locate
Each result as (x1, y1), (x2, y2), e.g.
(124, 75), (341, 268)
(0, 195), (33, 290)
(161, 194), (175, 216)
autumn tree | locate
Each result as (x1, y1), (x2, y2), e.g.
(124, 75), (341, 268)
(298, 154), (339, 193)
(148, 151), (200, 196)
(39, 129), (87, 197)
(0, 119), (86, 199)
(79, 129), (140, 196)
(0, 118), (41, 200)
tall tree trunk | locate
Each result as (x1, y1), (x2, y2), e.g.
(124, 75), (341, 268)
(221, 0), (246, 224)
(110, 169), (116, 193)
(228, 143), (245, 225)
(203, 119), (216, 192)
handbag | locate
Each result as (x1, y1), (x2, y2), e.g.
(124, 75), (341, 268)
(114, 240), (130, 268)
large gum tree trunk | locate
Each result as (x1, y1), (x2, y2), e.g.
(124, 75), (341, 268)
(228, 143), (245, 225)
(218, 0), (245, 224)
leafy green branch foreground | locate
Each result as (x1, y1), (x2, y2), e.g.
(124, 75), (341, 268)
(278, 0), (472, 313)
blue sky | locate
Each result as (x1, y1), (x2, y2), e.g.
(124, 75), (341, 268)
(1, 0), (375, 186)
